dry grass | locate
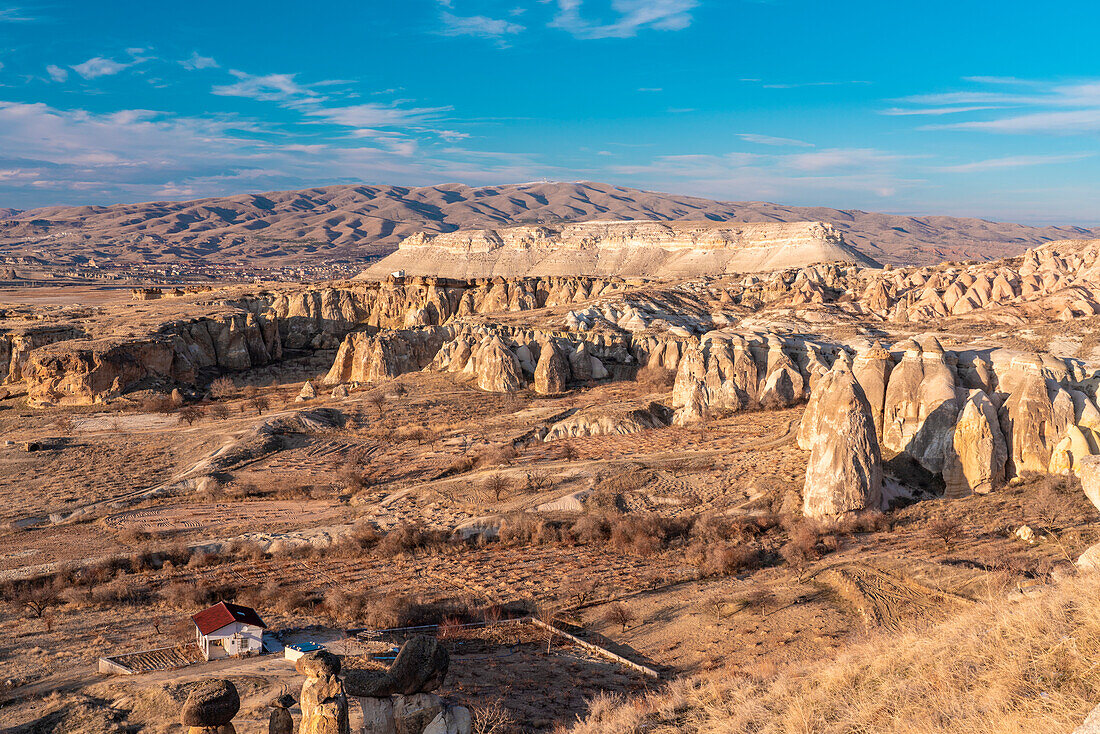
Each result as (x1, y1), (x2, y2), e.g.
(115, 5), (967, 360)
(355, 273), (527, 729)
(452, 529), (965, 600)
(571, 576), (1100, 734)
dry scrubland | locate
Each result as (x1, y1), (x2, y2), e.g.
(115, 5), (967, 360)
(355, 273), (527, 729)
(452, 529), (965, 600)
(3, 233), (1100, 732)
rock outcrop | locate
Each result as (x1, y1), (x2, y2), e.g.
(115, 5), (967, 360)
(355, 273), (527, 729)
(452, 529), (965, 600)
(365, 220), (879, 279)
(345, 636), (465, 734)
(943, 390), (1007, 497)
(799, 365), (883, 518)
(544, 402), (669, 440)
(181, 679), (240, 734)
(533, 340), (570, 395)
(297, 650), (349, 734)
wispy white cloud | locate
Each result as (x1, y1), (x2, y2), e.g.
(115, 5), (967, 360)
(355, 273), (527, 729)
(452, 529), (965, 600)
(737, 133), (813, 147)
(880, 105), (1003, 116)
(212, 70), (323, 103)
(551, 0), (698, 40)
(45, 64), (68, 82)
(0, 8), (34, 22)
(439, 11), (524, 44)
(937, 153), (1094, 173)
(72, 56), (131, 79)
(892, 78), (1100, 134)
(180, 52), (218, 71)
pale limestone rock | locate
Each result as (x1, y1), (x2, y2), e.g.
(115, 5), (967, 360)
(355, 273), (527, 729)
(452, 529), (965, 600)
(544, 402), (668, 440)
(1049, 425), (1094, 475)
(882, 337), (959, 474)
(1000, 372), (1059, 476)
(569, 343), (593, 382)
(801, 365), (883, 518)
(423, 706), (472, 734)
(943, 389), (1007, 498)
(852, 344), (892, 438)
(393, 693), (443, 734)
(474, 337), (525, 393)
(533, 341), (569, 395)
(297, 381), (316, 402)
(356, 697), (396, 734)
(1078, 455), (1100, 513)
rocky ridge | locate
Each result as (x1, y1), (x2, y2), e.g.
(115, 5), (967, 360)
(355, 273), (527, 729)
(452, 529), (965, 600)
(362, 220), (879, 279)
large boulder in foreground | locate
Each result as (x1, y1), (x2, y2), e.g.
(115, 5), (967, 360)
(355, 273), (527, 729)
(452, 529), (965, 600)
(1079, 455), (1100, 513)
(181, 679), (240, 730)
(800, 365), (883, 518)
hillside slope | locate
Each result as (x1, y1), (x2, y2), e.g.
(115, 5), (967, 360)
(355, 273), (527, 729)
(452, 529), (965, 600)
(2, 181), (1097, 267)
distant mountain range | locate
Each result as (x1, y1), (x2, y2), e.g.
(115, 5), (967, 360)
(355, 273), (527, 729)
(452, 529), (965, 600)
(2, 181), (1097, 268)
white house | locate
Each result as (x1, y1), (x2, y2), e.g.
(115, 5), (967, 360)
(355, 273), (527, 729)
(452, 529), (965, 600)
(192, 602), (268, 661)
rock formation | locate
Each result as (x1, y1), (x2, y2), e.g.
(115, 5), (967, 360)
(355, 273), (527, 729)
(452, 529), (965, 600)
(943, 390), (1007, 497)
(181, 679), (240, 734)
(365, 220), (879, 279)
(799, 364), (883, 518)
(533, 340), (569, 395)
(297, 650), (349, 734)
(344, 636), (467, 734)
(544, 402), (669, 440)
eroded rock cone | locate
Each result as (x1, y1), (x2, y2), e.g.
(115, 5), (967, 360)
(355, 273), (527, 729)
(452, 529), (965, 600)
(943, 389), (1007, 498)
(475, 337), (525, 393)
(533, 340), (569, 395)
(297, 650), (349, 734)
(800, 365), (883, 518)
(297, 380), (317, 401)
(181, 679), (240, 730)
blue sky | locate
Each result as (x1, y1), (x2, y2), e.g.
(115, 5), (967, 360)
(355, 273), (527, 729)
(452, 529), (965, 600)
(2, 1), (1099, 224)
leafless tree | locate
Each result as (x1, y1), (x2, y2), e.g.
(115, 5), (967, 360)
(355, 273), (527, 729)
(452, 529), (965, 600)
(209, 377), (236, 399)
(603, 602), (636, 633)
(484, 474), (509, 502)
(178, 405), (203, 425)
(250, 395), (270, 415)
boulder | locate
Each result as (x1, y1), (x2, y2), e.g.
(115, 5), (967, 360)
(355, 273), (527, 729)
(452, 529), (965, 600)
(1078, 455), (1100, 513)
(344, 669), (397, 698)
(569, 343), (593, 382)
(423, 705), (473, 734)
(331, 384), (349, 400)
(943, 389), (1007, 498)
(533, 341), (569, 395)
(269, 707), (293, 734)
(298, 650), (349, 734)
(356, 696), (397, 734)
(389, 636), (450, 695)
(800, 365), (883, 518)
(393, 693), (443, 734)
(851, 344), (892, 437)
(881, 337), (959, 474)
(1049, 425), (1095, 475)
(181, 679), (240, 728)
(297, 381), (317, 402)
(1000, 372), (1059, 476)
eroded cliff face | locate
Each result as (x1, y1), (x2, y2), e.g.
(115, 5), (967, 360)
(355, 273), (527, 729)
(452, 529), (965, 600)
(9, 276), (630, 405)
(363, 220), (879, 279)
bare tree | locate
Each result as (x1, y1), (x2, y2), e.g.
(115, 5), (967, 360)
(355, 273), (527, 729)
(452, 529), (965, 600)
(209, 377), (236, 399)
(209, 403), (230, 420)
(603, 602), (635, 633)
(178, 405), (203, 426)
(24, 588), (56, 619)
(483, 474), (509, 502)
(928, 517), (962, 551)
(368, 392), (387, 418)
(705, 592), (731, 622)
(250, 395), (270, 416)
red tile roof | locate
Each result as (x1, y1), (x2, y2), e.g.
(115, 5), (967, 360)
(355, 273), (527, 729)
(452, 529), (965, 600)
(191, 602), (267, 635)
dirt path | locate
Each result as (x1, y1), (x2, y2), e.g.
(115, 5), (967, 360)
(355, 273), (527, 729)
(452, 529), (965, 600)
(815, 562), (972, 629)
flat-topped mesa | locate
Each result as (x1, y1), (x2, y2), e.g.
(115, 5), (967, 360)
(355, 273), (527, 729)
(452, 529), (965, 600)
(362, 220), (881, 279)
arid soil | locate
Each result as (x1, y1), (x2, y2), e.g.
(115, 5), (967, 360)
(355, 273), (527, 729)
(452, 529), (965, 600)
(2, 233), (1100, 733)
